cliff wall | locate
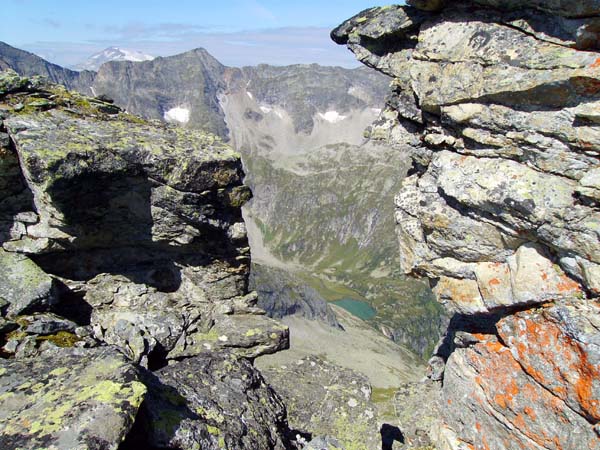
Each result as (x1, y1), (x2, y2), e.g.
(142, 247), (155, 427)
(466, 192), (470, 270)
(334, 2), (600, 449)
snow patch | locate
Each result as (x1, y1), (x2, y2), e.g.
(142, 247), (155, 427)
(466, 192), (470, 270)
(318, 111), (347, 123)
(119, 48), (154, 62)
(371, 108), (382, 114)
(75, 47), (154, 71)
(259, 105), (284, 119)
(247, 91), (254, 100)
(164, 106), (190, 124)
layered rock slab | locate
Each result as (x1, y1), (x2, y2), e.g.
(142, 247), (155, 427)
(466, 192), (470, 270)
(334, 1), (600, 449)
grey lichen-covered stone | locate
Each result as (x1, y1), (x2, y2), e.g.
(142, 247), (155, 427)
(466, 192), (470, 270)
(0, 71), (293, 449)
(87, 268), (288, 365)
(334, 2), (600, 449)
(172, 313), (290, 360)
(0, 346), (146, 450)
(260, 356), (380, 450)
(3, 110), (242, 253)
(140, 351), (289, 450)
(0, 249), (56, 317)
(304, 436), (345, 450)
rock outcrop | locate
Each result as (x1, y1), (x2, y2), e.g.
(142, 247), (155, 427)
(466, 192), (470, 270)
(0, 70), (291, 449)
(334, 2), (600, 449)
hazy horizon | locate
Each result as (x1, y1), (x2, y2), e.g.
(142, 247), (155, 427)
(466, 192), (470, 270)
(2, 0), (394, 69)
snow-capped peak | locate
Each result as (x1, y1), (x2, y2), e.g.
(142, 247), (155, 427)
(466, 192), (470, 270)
(74, 47), (155, 71)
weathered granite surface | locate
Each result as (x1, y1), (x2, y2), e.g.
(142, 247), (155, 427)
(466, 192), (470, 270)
(334, 1), (600, 449)
(260, 355), (381, 450)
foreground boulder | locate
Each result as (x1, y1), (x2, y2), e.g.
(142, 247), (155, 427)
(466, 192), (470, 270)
(138, 351), (289, 449)
(0, 69), (289, 368)
(259, 355), (380, 450)
(0, 249), (56, 317)
(334, 1), (600, 449)
(0, 347), (146, 450)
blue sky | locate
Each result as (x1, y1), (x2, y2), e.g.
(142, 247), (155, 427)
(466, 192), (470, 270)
(1, 0), (392, 68)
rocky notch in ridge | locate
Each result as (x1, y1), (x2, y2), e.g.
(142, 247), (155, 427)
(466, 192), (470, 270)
(334, 1), (600, 449)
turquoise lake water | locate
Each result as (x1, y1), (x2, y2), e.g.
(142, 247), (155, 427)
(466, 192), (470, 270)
(331, 298), (376, 320)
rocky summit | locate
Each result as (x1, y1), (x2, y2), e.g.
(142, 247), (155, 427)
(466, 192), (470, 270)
(334, 0), (600, 449)
(2, 0), (600, 447)
(0, 70), (293, 449)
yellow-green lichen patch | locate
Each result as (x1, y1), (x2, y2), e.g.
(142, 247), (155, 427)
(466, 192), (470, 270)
(36, 331), (81, 347)
(332, 413), (371, 450)
(228, 186), (252, 207)
(49, 367), (69, 377)
(6, 329), (27, 341)
(206, 424), (221, 435)
(245, 328), (262, 337)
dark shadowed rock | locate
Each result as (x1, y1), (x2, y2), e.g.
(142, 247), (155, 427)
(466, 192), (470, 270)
(250, 263), (341, 328)
(140, 351), (290, 450)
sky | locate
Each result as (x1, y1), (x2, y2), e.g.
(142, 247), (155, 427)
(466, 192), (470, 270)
(1, 0), (392, 69)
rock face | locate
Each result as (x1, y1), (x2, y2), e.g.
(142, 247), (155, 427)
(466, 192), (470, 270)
(93, 48), (228, 137)
(0, 346), (146, 450)
(334, 2), (600, 449)
(0, 70), (291, 449)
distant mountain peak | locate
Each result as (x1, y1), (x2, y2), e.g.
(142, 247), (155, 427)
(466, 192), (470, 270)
(75, 47), (154, 71)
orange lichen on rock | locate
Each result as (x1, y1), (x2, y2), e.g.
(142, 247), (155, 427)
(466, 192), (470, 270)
(556, 274), (582, 293)
(498, 310), (600, 421)
(488, 277), (501, 286)
(591, 57), (600, 69)
(454, 332), (598, 449)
